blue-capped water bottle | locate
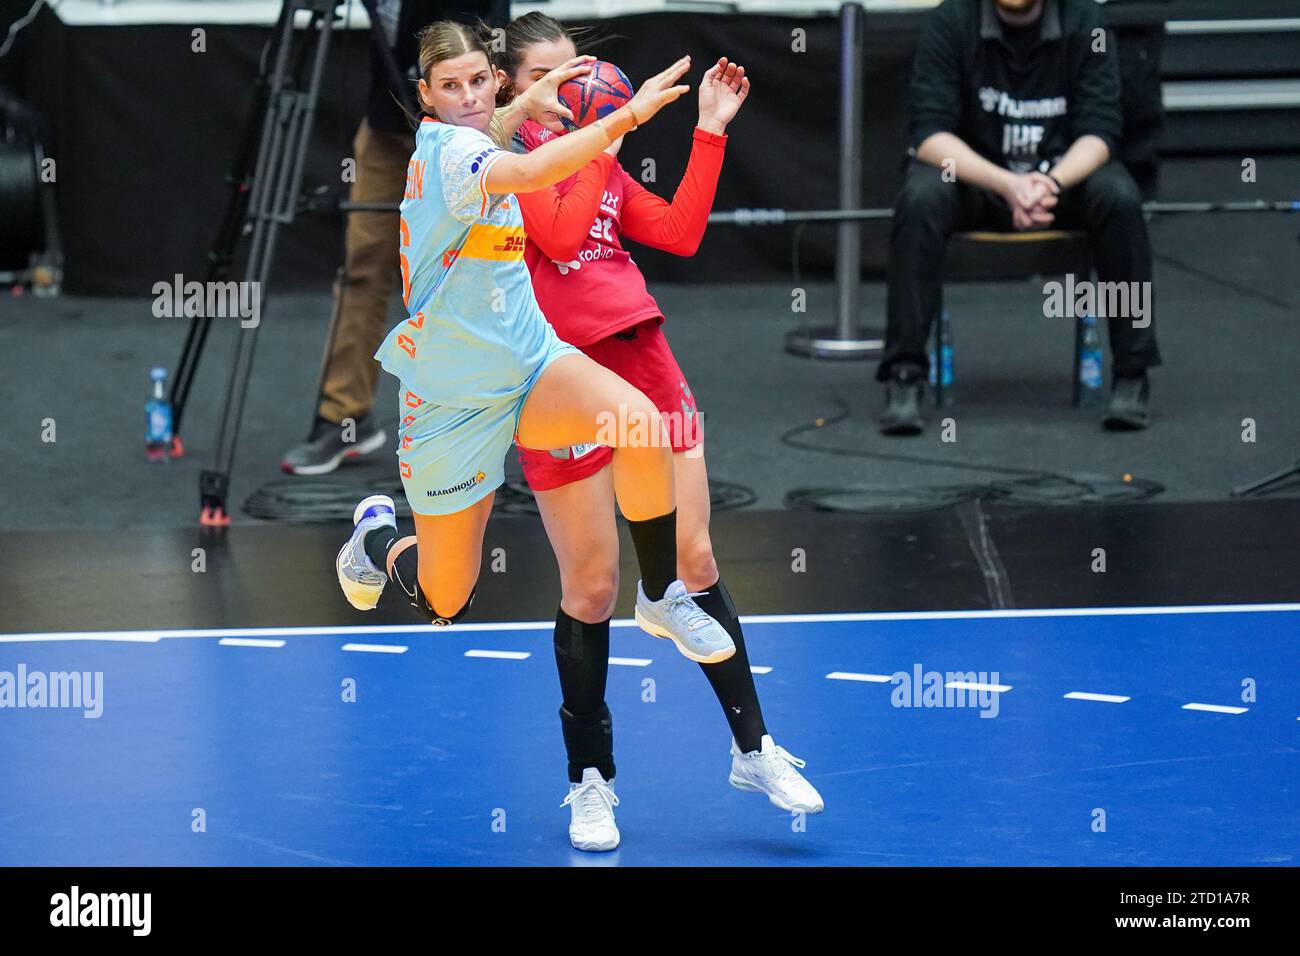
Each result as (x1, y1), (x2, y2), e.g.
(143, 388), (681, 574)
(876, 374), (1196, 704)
(928, 310), (954, 396)
(1079, 314), (1103, 397)
(145, 366), (173, 461)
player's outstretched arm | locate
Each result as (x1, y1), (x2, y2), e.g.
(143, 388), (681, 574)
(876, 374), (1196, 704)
(485, 56), (693, 196)
(618, 57), (750, 256)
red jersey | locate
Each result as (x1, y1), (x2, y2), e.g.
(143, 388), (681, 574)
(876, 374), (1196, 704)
(512, 120), (727, 347)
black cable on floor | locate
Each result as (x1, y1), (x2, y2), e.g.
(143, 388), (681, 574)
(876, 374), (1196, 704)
(1153, 250), (1296, 314)
(243, 475), (411, 523)
(781, 389), (1164, 514)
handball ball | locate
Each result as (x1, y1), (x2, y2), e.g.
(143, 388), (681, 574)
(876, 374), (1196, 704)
(556, 61), (634, 131)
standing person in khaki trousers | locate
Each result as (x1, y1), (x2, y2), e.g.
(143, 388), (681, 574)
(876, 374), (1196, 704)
(283, 0), (510, 474)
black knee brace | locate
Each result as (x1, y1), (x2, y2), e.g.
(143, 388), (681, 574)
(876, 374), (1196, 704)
(388, 540), (476, 625)
(421, 586), (476, 626)
(403, 580), (475, 626)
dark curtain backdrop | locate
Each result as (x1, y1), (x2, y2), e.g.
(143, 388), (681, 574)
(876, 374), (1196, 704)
(19, 5), (1176, 295)
(21, 8), (923, 295)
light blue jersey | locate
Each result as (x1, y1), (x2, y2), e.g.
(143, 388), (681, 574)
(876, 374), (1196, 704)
(374, 118), (557, 408)
(374, 118), (579, 516)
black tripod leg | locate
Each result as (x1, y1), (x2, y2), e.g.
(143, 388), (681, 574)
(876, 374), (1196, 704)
(201, 1), (337, 526)
(1231, 461), (1300, 498)
(32, 135), (64, 292)
(172, 1), (290, 449)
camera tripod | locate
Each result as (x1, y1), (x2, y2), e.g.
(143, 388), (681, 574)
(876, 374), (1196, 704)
(167, 0), (415, 526)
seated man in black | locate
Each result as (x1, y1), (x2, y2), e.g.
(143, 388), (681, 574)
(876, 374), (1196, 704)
(879, 0), (1161, 435)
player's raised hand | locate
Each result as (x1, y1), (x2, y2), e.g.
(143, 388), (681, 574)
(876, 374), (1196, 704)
(519, 55), (596, 133)
(698, 57), (750, 134)
(625, 55), (692, 126)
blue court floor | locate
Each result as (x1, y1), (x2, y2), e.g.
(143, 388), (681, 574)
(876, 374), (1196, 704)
(1, 606), (1296, 866)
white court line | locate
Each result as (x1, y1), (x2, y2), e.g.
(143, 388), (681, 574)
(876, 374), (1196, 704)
(1183, 703), (1249, 715)
(0, 633), (165, 644)
(464, 650), (530, 660)
(750, 666), (772, 675)
(827, 671), (894, 683)
(609, 657), (652, 667)
(946, 680), (1012, 693)
(1065, 692), (1131, 703)
(341, 643), (408, 654)
(3, 602), (1298, 644)
(218, 638), (285, 649)
(0, 622), (553, 644)
(734, 603), (1300, 625)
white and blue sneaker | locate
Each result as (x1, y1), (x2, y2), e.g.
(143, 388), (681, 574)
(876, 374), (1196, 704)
(634, 579), (736, 664)
(729, 735), (824, 813)
(561, 768), (620, 852)
(335, 494), (397, 610)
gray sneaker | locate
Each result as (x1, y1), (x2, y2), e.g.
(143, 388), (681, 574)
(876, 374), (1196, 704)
(634, 579), (736, 664)
(880, 365), (925, 436)
(335, 494), (397, 610)
(282, 412), (386, 475)
(1102, 373), (1150, 431)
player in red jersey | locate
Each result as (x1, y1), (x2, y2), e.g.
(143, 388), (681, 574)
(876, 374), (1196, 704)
(500, 13), (824, 851)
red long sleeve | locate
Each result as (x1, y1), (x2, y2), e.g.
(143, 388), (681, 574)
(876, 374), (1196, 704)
(618, 127), (728, 257)
(515, 152), (617, 263)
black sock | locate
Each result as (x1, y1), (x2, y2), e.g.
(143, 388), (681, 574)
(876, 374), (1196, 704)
(692, 576), (767, 753)
(626, 509), (677, 601)
(554, 606), (611, 713)
(363, 526), (400, 570)
(554, 607), (614, 783)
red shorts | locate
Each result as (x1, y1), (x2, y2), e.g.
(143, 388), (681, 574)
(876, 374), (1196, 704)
(518, 318), (702, 491)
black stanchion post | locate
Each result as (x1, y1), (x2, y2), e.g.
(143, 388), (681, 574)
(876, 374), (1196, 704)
(785, 1), (882, 360)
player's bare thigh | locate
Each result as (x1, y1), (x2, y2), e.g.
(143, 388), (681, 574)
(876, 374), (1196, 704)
(517, 352), (667, 452)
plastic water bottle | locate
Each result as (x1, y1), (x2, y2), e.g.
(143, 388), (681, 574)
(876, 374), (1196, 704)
(1079, 315), (1104, 396)
(145, 367), (173, 461)
(928, 310), (954, 394)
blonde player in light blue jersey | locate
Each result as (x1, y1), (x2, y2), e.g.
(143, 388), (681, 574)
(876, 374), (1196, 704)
(335, 21), (736, 678)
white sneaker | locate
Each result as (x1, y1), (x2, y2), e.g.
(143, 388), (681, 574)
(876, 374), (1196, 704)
(561, 768), (620, 851)
(335, 494), (396, 610)
(729, 735), (824, 813)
